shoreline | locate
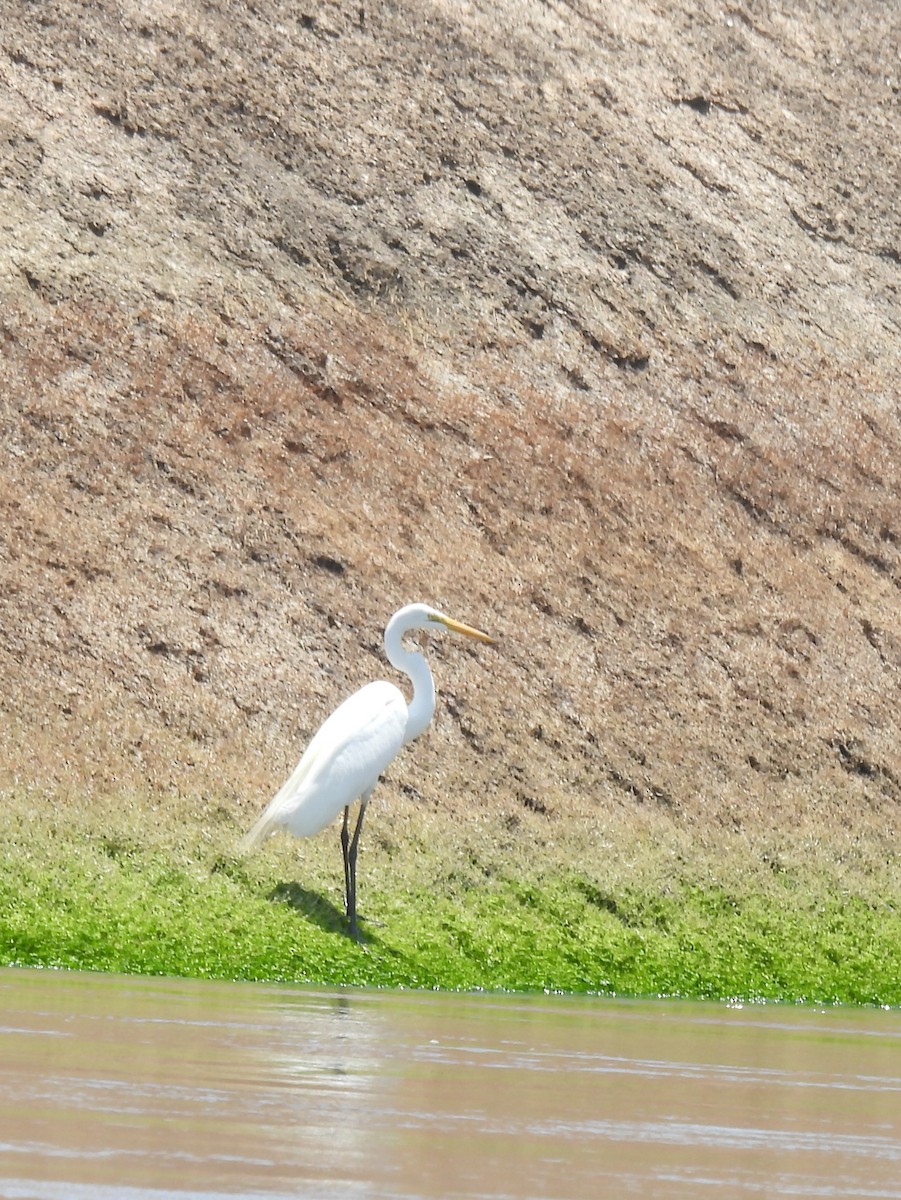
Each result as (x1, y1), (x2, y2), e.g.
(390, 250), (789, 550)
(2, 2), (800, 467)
(3, 788), (897, 1006)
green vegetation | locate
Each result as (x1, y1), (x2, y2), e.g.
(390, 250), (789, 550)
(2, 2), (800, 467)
(1, 788), (898, 1005)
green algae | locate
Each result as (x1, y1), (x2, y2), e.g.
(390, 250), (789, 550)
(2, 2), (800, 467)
(1, 790), (898, 1005)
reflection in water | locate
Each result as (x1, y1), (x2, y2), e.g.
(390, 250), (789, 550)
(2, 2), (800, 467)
(1, 967), (900, 1198)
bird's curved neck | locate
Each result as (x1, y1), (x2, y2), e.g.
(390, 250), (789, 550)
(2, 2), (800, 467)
(385, 619), (436, 745)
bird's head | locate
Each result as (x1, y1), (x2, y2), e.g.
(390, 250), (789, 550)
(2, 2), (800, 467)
(388, 603), (494, 645)
(426, 608), (495, 644)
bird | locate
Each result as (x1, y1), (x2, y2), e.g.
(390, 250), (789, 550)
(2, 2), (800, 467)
(240, 603), (494, 939)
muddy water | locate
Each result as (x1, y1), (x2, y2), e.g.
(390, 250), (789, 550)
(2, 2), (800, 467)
(1, 967), (900, 1199)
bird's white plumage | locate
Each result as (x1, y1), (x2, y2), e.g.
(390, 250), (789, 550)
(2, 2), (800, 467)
(240, 602), (493, 934)
(242, 680), (408, 845)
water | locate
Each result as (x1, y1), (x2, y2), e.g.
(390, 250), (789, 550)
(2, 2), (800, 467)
(1, 968), (900, 1199)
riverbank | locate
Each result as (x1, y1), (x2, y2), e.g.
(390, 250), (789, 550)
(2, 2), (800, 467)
(2, 787), (896, 1005)
(1, 1), (899, 1006)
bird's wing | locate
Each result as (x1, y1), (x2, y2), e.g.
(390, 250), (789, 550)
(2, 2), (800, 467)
(240, 680), (407, 849)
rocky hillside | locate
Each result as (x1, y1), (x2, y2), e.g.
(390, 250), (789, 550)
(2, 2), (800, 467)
(0, 0), (899, 843)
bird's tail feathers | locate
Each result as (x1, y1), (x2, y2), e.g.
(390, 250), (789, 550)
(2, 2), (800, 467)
(240, 740), (325, 854)
(239, 806), (281, 854)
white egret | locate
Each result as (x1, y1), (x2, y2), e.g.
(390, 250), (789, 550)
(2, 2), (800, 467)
(241, 603), (494, 938)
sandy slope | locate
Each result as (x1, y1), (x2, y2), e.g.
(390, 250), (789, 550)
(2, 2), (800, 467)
(0, 0), (899, 848)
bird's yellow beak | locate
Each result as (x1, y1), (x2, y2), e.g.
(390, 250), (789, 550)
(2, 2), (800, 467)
(432, 613), (495, 644)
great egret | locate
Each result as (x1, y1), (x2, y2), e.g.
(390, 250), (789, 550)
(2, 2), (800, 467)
(241, 603), (493, 938)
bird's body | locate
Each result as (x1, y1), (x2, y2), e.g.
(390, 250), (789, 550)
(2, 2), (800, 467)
(241, 603), (493, 937)
(242, 680), (407, 844)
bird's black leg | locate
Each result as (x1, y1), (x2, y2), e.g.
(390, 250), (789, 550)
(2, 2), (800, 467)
(340, 806), (352, 930)
(344, 795), (369, 940)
